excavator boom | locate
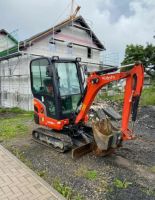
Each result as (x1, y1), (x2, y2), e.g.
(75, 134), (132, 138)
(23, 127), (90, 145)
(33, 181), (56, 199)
(75, 63), (144, 140)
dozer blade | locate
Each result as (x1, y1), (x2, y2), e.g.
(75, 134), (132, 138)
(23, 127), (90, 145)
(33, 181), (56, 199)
(72, 142), (93, 159)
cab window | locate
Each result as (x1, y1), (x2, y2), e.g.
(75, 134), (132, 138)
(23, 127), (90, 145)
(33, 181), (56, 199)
(30, 58), (55, 117)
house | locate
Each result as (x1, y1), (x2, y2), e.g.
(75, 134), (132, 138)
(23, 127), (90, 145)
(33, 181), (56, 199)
(0, 29), (18, 52)
(0, 15), (105, 110)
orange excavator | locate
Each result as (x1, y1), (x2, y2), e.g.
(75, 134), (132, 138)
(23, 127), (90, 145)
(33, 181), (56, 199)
(30, 56), (144, 158)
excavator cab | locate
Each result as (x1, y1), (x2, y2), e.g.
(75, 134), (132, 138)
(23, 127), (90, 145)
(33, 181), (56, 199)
(30, 56), (84, 121)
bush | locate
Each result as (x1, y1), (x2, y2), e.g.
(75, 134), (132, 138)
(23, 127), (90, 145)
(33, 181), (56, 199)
(140, 84), (155, 106)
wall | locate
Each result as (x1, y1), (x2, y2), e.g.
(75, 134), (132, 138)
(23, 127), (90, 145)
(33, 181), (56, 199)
(28, 23), (101, 65)
(0, 55), (35, 110)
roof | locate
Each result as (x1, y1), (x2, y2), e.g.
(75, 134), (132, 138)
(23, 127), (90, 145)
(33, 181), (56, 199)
(0, 29), (19, 60)
(0, 29), (18, 44)
(24, 15), (105, 50)
(0, 15), (105, 60)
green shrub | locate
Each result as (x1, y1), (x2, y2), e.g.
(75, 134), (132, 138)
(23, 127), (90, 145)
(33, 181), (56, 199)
(113, 178), (132, 189)
(149, 166), (155, 173)
(53, 179), (73, 200)
(53, 179), (85, 200)
(75, 165), (97, 180)
(84, 170), (97, 180)
(140, 85), (155, 106)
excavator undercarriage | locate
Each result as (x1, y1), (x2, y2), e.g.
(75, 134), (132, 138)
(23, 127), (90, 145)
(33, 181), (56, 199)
(32, 105), (122, 158)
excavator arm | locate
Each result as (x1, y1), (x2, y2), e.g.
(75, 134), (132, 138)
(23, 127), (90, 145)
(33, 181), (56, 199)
(75, 63), (144, 141)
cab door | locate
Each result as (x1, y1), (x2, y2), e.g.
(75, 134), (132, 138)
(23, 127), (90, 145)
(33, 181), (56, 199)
(30, 58), (56, 118)
(55, 61), (83, 119)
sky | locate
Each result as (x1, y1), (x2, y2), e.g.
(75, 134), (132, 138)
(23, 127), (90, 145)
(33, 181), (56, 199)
(0, 0), (155, 63)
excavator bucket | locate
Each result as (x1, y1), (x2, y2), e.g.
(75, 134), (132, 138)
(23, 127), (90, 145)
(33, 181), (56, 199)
(92, 118), (122, 156)
(72, 108), (123, 159)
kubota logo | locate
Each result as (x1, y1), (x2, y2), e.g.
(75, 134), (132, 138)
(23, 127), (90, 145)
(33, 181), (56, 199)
(102, 75), (115, 80)
(47, 121), (54, 124)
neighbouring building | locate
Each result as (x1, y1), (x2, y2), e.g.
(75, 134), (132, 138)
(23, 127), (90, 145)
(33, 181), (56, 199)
(0, 15), (105, 110)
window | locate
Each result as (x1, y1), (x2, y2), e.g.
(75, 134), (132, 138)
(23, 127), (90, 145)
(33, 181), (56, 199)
(31, 59), (49, 93)
(55, 62), (81, 113)
(87, 47), (92, 59)
(31, 58), (55, 117)
(55, 62), (81, 96)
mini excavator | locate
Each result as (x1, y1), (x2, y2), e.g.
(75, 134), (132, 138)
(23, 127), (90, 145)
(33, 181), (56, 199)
(30, 56), (144, 158)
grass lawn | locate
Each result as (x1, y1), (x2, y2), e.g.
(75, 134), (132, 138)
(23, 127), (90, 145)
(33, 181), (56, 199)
(0, 107), (33, 141)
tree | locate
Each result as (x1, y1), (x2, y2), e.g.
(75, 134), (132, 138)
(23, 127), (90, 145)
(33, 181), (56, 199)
(122, 44), (155, 77)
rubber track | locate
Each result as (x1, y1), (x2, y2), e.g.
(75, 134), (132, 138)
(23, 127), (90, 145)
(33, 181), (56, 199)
(32, 127), (73, 153)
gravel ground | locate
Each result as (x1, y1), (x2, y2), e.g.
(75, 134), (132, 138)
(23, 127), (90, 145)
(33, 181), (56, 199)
(2, 106), (155, 200)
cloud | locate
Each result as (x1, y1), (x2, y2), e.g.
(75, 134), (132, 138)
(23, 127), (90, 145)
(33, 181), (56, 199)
(78, 0), (155, 62)
(0, 0), (155, 63)
(97, 0), (134, 23)
(0, 0), (70, 40)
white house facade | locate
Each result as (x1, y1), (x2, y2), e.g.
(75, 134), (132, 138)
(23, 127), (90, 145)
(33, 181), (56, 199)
(0, 16), (105, 110)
